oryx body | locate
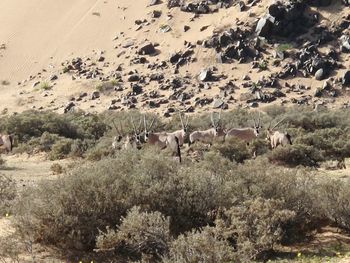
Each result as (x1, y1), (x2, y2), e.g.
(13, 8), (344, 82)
(266, 130), (292, 149)
(225, 113), (262, 144)
(266, 117), (292, 149)
(167, 113), (189, 147)
(112, 134), (140, 150)
(189, 111), (225, 145)
(0, 134), (13, 153)
(225, 128), (259, 143)
(189, 127), (225, 145)
(143, 116), (182, 163)
(111, 117), (142, 151)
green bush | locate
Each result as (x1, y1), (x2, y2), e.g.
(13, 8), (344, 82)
(0, 110), (107, 143)
(49, 138), (73, 160)
(268, 144), (321, 167)
(50, 163), (64, 175)
(0, 175), (16, 216)
(216, 198), (295, 261)
(96, 206), (171, 260)
(14, 149), (231, 250)
(212, 138), (251, 163)
(315, 181), (350, 231)
(163, 226), (235, 263)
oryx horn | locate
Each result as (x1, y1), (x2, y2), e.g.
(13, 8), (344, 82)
(272, 117), (286, 130)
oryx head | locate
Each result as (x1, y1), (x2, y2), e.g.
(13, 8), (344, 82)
(112, 119), (123, 143)
(143, 115), (156, 142)
(130, 116), (143, 144)
(252, 112), (262, 137)
(179, 112), (190, 133)
(211, 111), (224, 135)
(266, 117), (286, 141)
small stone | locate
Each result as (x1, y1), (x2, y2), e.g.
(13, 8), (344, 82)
(139, 42), (156, 55)
(64, 102), (75, 113)
(128, 74), (140, 82)
(342, 70), (350, 86)
(91, 91), (100, 100)
(315, 68), (325, 80)
(213, 99), (224, 109)
(198, 68), (212, 82)
(49, 75), (58, 81)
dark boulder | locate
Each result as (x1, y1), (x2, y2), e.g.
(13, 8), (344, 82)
(139, 42), (156, 55)
(342, 71), (350, 86)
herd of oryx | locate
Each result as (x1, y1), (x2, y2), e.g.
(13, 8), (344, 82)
(111, 112), (292, 163)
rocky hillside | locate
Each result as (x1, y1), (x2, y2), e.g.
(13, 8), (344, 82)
(0, 0), (349, 116)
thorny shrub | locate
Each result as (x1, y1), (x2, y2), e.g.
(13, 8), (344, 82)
(96, 206), (171, 261)
(216, 198), (295, 261)
(0, 175), (16, 216)
(163, 226), (235, 263)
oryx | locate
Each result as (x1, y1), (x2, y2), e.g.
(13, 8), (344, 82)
(189, 112), (225, 145)
(0, 134), (13, 153)
(143, 115), (182, 163)
(225, 113), (262, 143)
(111, 118), (141, 150)
(166, 112), (189, 147)
(266, 117), (292, 149)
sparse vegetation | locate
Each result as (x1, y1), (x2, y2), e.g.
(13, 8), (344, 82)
(258, 60), (268, 71)
(37, 81), (51, 91)
(1, 80), (10, 86)
(276, 43), (293, 52)
(1, 106), (350, 262)
(0, 175), (16, 217)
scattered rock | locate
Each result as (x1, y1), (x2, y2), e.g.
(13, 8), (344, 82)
(91, 91), (100, 100)
(149, 0), (160, 6)
(342, 71), (350, 86)
(49, 75), (58, 81)
(128, 74), (141, 82)
(139, 42), (156, 55)
(212, 99), (224, 109)
(198, 68), (212, 82)
(315, 68), (325, 80)
(64, 102), (75, 113)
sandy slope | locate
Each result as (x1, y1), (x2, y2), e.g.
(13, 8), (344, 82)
(0, 0), (348, 116)
(0, 0), (135, 81)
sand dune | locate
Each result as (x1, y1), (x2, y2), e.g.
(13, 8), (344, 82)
(0, 0), (143, 82)
(0, 0), (348, 115)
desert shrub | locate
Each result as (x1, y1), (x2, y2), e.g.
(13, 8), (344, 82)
(0, 156), (5, 167)
(315, 180), (350, 231)
(249, 138), (270, 156)
(295, 128), (350, 160)
(0, 234), (21, 262)
(39, 132), (61, 152)
(226, 158), (321, 243)
(85, 137), (114, 161)
(216, 198), (295, 261)
(14, 148), (233, 250)
(12, 137), (41, 154)
(0, 111), (77, 141)
(96, 80), (119, 95)
(50, 163), (64, 175)
(0, 175), (16, 216)
(65, 111), (107, 140)
(96, 206), (171, 260)
(268, 144), (321, 167)
(263, 105), (288, 118)
(163, 226), (235, 263)
(48, 138), (73, 160)
(282, 109), (350, 131)
(0, 110), (108, 143)
(38, 81), (51, 90)
(212, 138), (251, 163)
